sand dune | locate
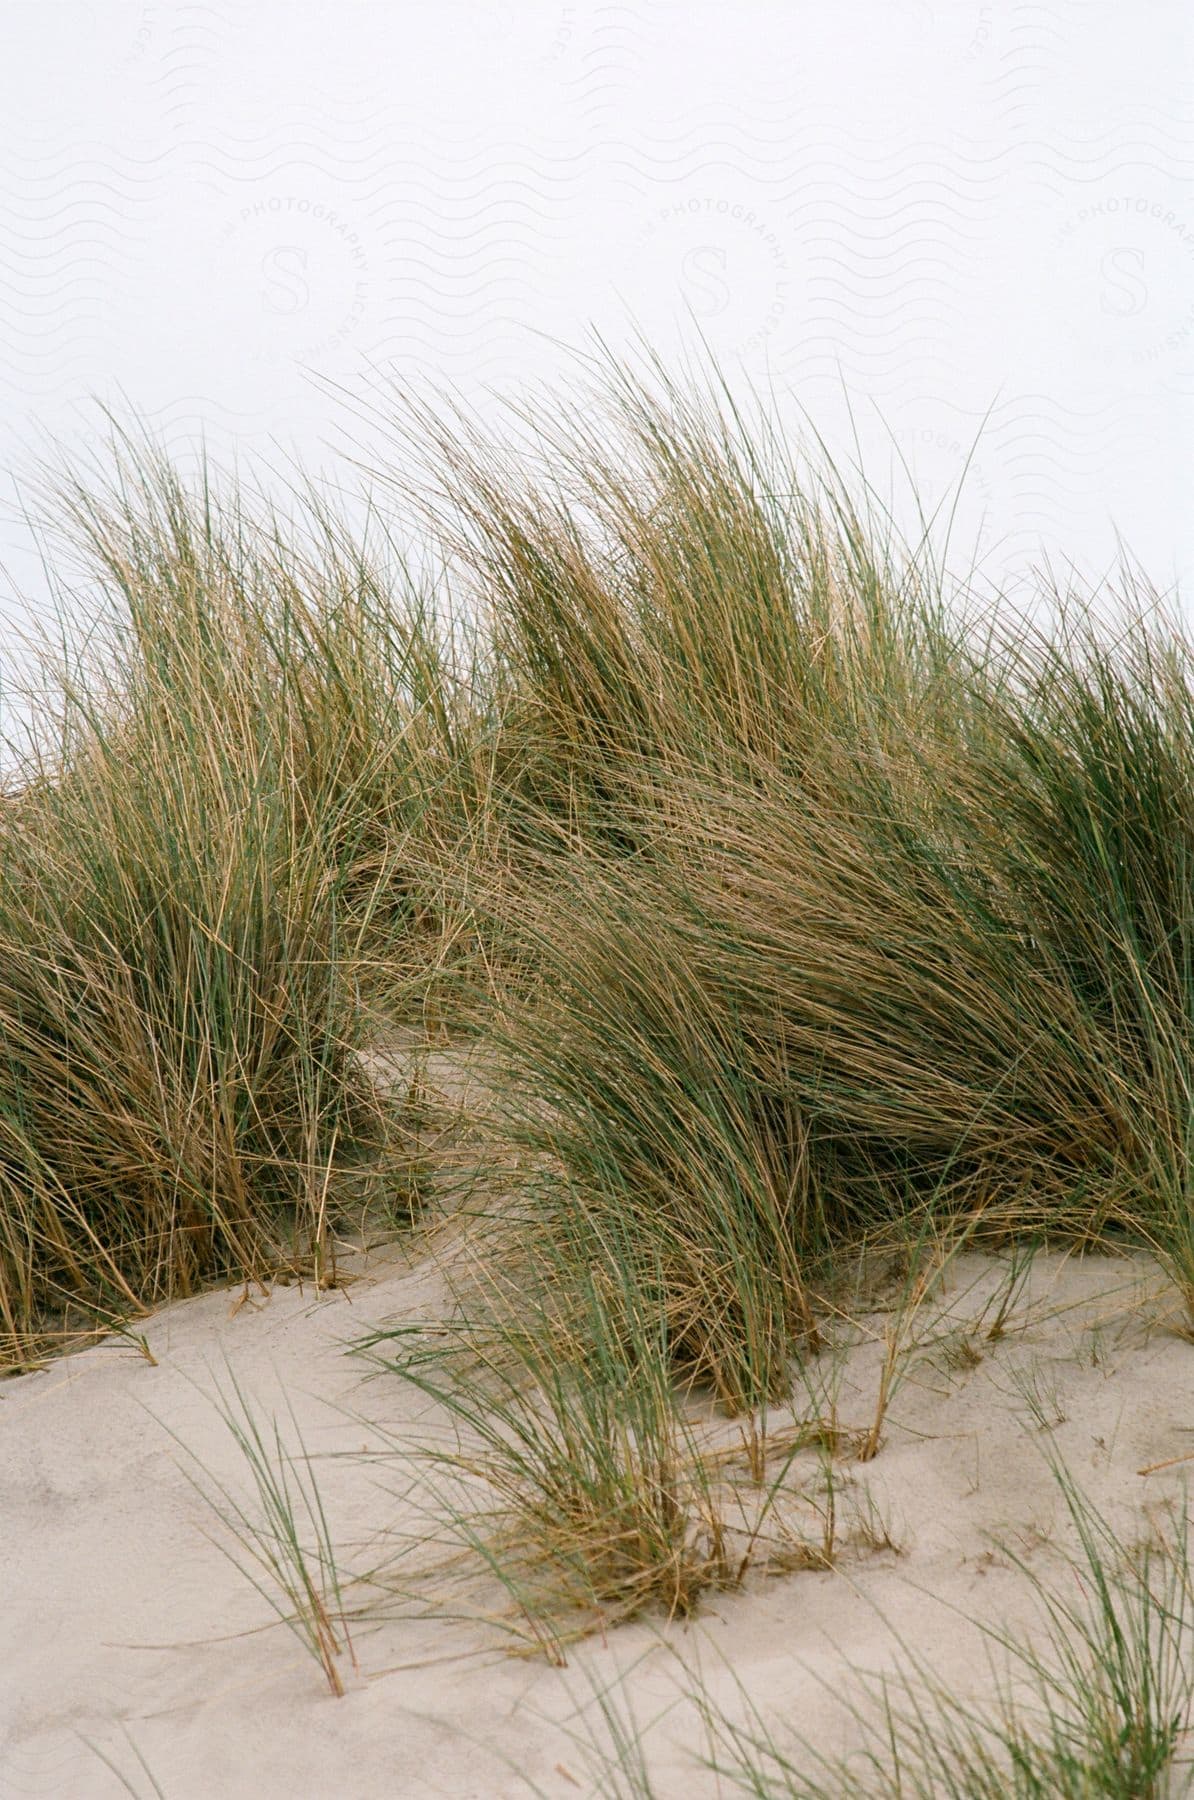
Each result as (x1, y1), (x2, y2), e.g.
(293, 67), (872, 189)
(3, 1216), (1192, 1798)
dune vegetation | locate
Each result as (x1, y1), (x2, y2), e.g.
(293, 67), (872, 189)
(4, 358), (1194, 1792)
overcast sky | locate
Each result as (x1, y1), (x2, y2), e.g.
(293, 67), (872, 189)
(1, 0), (1190, 667)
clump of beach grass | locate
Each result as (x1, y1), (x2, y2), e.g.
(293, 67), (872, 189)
(360, 1236), (807, 1661)
(388, 352), (1194, 1412)
(0, 436), (458, 1367)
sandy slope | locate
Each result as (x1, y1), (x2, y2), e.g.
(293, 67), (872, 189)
(3, 1184), (1194, 1798)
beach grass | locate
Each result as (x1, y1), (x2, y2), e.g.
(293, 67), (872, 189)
(3, 357), (1194, 1776)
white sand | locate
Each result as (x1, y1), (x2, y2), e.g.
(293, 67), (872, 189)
(4, 1158), (1194, 1797)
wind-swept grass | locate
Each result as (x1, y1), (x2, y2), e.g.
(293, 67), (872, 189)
(10, 363), (1191, 1390)
(0, 439), (458, 1367)
(4, 360), (1194, 1770)
(396, 355), (1194, 1413)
